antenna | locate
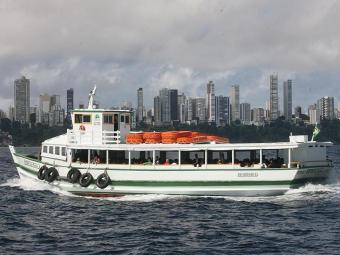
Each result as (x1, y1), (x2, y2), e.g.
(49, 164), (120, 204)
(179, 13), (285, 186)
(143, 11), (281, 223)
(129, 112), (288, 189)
(88, 85), (97, 109)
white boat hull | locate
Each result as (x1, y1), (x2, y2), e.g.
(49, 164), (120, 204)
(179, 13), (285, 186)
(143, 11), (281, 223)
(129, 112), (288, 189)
(10, 147), (333, 197)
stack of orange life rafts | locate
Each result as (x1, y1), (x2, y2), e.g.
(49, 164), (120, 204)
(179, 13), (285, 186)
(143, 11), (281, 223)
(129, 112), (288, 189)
(126, 131), (229, 144)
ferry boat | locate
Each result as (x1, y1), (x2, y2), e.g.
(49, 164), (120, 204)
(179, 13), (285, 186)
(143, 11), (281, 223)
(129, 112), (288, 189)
(9, 87), (334, 197)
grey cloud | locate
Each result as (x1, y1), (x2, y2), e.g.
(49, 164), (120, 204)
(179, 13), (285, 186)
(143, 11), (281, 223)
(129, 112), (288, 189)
(0, 0), (340, 112)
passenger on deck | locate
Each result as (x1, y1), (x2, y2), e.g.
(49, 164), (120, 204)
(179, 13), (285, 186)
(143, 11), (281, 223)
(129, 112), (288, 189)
(163, 159), (170, 165)
(155, 156), (160, 165)
(193, 154), (201, 167)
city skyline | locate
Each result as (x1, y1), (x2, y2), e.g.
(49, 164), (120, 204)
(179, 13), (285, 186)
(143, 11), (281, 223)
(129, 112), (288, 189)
(1, 1), (340, 114)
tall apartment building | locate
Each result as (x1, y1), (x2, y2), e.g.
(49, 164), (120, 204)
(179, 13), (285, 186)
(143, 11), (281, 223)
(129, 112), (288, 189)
(240, 103), (251, 124)
(67, 88), (74, 118)
(195, 97), (206, 123)
(206, 81), (215, 123)
(317, 96), (335, 120)
(169, 89), (178, 121)
(252, 108), (265, 124)
(159, 88), (170, 123)
(153, 96), (161, 125)
(136, 88), (144, 123)
(269, 74), (279, 121)
(308, 104), (320, 125)
(215, 96), (230, 127)
(283, 79), (292, 121)
(177, 93), (186, 124)
(230, 85), (240, 121)
(14, 76), (30, 123)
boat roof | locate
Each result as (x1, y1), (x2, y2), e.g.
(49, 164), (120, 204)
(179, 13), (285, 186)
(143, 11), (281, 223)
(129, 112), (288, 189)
(72, 109), (132, 113)
(42, 134), (333, 150)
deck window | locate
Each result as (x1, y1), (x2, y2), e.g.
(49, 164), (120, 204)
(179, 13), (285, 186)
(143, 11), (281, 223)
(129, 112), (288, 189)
(120, 115), (124, 122)
(72, 149), (88, 163)
(55, 146), (60, 155)
(43, 146), (48, 153)
(75, 114), (82, 123)
(49, 146), (54, 154)
(207, 151), (232, 164)
(125, 115), (130, 124)
(180, 151), (204, 166)
(109, 150), (129, 164)
(90, 150), (107, 164)
(103, 115), (113, 124)
(82, 115), (91, 123)
(61, 147), (66, 156)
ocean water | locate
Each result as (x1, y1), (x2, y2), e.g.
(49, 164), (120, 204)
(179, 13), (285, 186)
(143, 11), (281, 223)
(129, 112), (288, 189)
(1, 146), (340, 255)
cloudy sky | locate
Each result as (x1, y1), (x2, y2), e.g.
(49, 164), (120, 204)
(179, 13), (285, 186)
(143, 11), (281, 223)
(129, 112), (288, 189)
(1, 0), (340, 113)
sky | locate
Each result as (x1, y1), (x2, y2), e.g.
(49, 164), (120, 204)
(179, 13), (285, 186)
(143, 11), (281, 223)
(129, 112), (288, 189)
(1, 0), (340, 114)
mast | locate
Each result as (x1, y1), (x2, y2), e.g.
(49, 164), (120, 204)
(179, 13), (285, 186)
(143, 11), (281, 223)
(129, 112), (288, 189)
(88, 85), (97, 109)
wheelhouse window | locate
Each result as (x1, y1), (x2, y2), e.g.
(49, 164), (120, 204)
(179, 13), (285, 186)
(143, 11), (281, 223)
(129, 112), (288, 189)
(61, 147), (66, 156)
(75, 114), (82, 123)
(120, 115), (124, 122)
(125, 115), (130, 124)
(43, 146), (48, 153)
(82, 115), (91, 123)
(49, 146), (54, 154)
(103, 115), (113, 124)
(55, 146), (60, 155)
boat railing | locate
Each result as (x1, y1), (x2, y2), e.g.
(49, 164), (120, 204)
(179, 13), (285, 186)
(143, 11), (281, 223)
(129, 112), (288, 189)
(67, 129), (121, 145)
(102, 131), (121, 144)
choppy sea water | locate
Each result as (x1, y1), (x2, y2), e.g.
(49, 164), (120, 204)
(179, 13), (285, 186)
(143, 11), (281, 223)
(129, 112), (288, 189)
(1, 146), (340, 255)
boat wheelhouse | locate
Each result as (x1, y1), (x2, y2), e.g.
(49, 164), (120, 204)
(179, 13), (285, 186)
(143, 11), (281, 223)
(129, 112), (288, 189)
(9, 87), (334, 197)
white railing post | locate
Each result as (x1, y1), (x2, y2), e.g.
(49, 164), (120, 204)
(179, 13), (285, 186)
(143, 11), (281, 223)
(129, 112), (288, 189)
(288, 148), (291, 168)
(204, 149), (207, 168)
(260, 149), (263, 165)
(232, 149), (235, 167)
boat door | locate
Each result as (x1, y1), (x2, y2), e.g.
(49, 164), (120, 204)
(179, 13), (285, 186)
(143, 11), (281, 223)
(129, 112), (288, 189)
(114, 114), (119, 131)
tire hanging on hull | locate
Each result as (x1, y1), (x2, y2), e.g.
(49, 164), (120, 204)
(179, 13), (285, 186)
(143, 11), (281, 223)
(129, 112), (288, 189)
(45, 167), (59, 183)
(37, 165), (48, 180)
(96, 173), (111, 189)
(79, 173), (93, 187)
(67, 168), (81, 183)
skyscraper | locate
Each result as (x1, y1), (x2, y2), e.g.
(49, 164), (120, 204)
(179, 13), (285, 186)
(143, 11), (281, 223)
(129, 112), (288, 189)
(136, 88), (143, 123)
(195, 97), (206, 122)
(317, 96), (335, 120)
(230, 85), (240, 121)
(206, 81), (216, 123)
(283, 80), (292, 121)
(177, 93), (186, 124)
(169, 89), (178, 121)
(240, 103), (251, 124)
(159, 88), (170, 123)
(39, 93), (50, 124)
(153, 96), (161, 125)
(67, 88), (74, 115)
(308, 104), (320, 125)
(14, 76), (30, 123)
(215, 96), (230, 127)
(269, 74), (279, 121)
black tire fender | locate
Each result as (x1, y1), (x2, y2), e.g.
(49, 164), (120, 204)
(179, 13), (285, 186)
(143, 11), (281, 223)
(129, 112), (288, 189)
(96, 173), (111, 189)
(67, 168), (81, 183)
(79, 173), (93, 187)
(45, 167), (59, 183)
(37, 165), (48, 180)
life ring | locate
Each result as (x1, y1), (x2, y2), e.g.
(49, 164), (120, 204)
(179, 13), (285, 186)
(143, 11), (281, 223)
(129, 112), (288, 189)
(79, 173), (93, 187)
(37, 165), (48, 180)
(67, 168), (81, 183)
(44, 167), (59, 182)
(79, 125), (86, 131)
(96, 173), (111, 189)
